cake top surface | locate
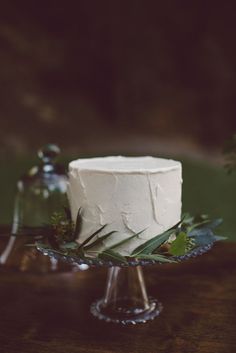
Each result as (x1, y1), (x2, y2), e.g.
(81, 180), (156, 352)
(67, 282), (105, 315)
(69, 156), (181, 174)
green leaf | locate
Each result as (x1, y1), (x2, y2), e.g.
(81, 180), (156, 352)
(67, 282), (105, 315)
(214, 235), (228, 241)
(169, 232), (187, 256)
(84, 231), (117, 250)
(98, 249), (128, 264)
(74, 208), (83, 239)
(77, 224), (107, 249)
(182, 213), (194, 225)
(188, 220), (211, 232)
(108, 229), (146, 250)
(204, 218), (223, 229)
(189, 228), (215, 246)
(131, 220), (182, 256)
(60, 241), (79, 250)
(189, 227), (213, 238)
(135, 254), (176, 263)
(188, 217), (223, 233)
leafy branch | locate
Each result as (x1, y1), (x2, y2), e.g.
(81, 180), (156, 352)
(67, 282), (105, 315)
(33, 208), (226, 264)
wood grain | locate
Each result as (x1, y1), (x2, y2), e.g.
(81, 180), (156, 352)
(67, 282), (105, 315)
(0, 231), (235, 353)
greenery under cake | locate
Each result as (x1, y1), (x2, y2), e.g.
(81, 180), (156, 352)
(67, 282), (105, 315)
(23, 207), (226, 264)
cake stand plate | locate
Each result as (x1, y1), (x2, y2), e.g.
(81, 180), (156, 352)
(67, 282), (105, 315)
(37, 242), (214, 324)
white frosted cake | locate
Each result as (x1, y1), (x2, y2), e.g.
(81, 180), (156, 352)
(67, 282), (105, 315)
(67, 156), (182, 255)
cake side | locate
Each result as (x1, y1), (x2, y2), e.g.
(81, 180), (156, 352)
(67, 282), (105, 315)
(67, 156), (182, 255)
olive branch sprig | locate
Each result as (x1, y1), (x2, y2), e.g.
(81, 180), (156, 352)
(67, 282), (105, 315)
(32, 207), (226, 264)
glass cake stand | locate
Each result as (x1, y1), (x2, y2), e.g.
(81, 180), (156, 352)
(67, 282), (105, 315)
(37, 242), (214, 324)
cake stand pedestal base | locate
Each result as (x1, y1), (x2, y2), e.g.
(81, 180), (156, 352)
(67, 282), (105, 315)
(90, 265), (162, 324)
(38, 240), (214, 324)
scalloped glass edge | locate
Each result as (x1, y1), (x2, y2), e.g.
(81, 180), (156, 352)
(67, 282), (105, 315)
(37, 241), (214, 268)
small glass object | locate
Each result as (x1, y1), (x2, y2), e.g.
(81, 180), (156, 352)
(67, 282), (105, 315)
(0, 144), (72, 273)
(12, 144), (68, 233)
(37, 241), (213, 323)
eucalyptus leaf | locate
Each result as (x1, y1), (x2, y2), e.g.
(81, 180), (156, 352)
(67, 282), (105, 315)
(188, 220), (211, 232)
(188, 217), (223, 233)
(98, 249), (128, 264)
(204, 218), (223, 229)
(189, 227), (213, 238)
(182, 213), (194, 225)
(214, 235), (228, 241)
(189, 228), (215, 246)
(169, 232), (187, 256)
(131, 220), (182, 256)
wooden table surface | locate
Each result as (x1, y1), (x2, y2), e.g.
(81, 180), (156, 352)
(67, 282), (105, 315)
(0, 231), (235, 353)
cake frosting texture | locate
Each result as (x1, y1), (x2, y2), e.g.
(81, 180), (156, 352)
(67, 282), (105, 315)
(67, 156), (182, 255)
